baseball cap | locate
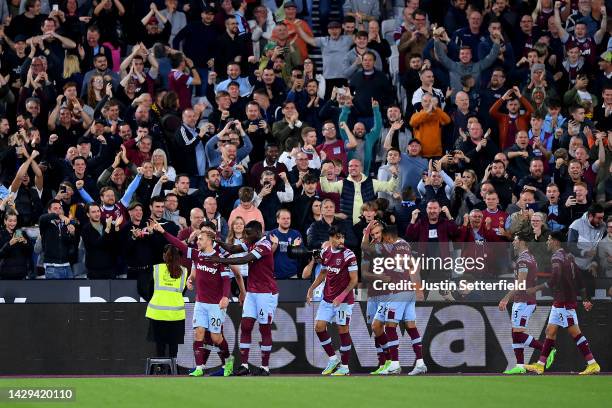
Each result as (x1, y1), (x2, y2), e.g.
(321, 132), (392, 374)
(530, 63), (545, 74)
(202, 5), (216, 14)
(408, 138), (421, 145)
(14, 34), (28, 43)
(128, 202), (144, 211)
(327, 21), (341, 28)
(77, 136), (92, 145)
(600, 51), (612, 63)
(283, 1), (297, 8)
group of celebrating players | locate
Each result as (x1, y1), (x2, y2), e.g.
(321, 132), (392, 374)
(147, 214), (600, 376)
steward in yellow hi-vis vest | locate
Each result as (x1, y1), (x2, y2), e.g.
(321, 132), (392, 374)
(146, 245), (188, 358)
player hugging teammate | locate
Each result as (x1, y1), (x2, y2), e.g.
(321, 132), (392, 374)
(152, 220), (245, 377)
(376, 225), (426, 375)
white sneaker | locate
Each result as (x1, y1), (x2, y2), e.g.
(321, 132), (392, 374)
(380, 361), (401, 375)
(408, 363), (427, 376)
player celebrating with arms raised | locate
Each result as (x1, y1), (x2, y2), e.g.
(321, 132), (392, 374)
(151, 220), (242, 377)
(498, 230), (547, 375)
(524, 231), (600, 375)
(206, 221), (279, 376)
(307, 226), (359, 376)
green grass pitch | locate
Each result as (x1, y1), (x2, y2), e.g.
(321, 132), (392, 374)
(0, 376), (609, 408)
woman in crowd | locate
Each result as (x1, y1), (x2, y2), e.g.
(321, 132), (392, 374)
(0, 211), (33, 280)
(145, 244), (188, 359)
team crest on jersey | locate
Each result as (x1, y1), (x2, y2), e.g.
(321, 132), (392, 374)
(335, 259), (341, 265)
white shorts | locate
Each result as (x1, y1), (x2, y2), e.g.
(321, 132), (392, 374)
(386, 301), (416, 323)
(511, 302), (536, 329)
(315, 300), (353, 326)
(548, 306), (579, 328)
(242, 292), (278, 324)
(366, 297), (388, 324)
(193, 301), (226, 333)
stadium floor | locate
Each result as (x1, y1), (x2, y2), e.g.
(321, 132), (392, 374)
(0, 375), (610, 407)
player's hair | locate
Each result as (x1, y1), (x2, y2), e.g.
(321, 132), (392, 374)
(382, 224), (398, 238)
(163, 245), (183, 279)
(245, 220), (263, 234)
(328, 225), (345, 237)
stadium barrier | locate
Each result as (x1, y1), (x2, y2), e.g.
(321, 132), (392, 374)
(0, 301), (609, 375)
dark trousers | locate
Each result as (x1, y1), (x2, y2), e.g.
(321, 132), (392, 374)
(128, 266), (153, 301)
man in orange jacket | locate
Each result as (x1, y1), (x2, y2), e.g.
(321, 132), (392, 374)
(409, 93), (451, 158)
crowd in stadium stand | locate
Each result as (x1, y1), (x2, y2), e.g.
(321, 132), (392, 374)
(0, 0), (610, 298)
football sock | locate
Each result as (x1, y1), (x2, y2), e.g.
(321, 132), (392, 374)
(316, 330), (336, 357)
(339, 332), (352, 366)
(522, 332), (542, 350)
(385, 326), (399, 362)
(239, 318), (255, 365)
(573, 333), (594, 362)
(374, 334), (388, 366)
(259, 324), (273, 367)
(511, 332), (525, 365)
(407, 327), (423, 360)
(538, 338), (555, 365)
(193, 340), (207, 367)
(217, 337), (230, 360)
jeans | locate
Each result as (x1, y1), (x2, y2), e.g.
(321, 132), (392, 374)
(45, 265), (73, 279)
(195, 67), (208, 97)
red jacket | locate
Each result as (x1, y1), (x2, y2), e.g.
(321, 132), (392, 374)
(489, 96), (534, 149)
(405, 217), (460, 259)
